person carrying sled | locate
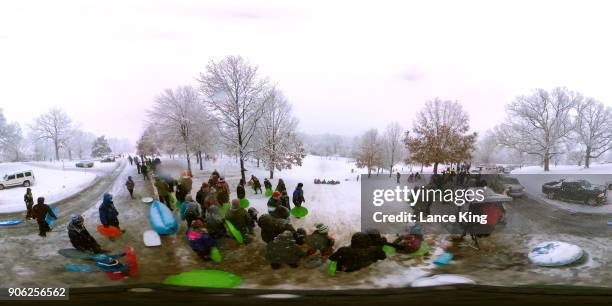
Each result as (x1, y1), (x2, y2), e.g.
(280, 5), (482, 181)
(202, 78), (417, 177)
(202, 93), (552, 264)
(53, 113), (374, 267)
(225, 199), (253, 242)
(263, 178), (273, 193)
(32, 197), (56, 237)
(24, 188), (34, 220)
(68, 215), (102, 254)
(250, 175), (262, 194)
(292, 183), (305, 207)
(125, 176), (135, 199)
(99, 193), (121, 230)
(186, 219), (217, 261)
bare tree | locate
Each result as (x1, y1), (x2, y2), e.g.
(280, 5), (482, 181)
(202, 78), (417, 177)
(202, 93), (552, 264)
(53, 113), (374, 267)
(148, 86), (203, 173)
(405, 98), (476, 174)
(383, 122), (404, 176)
(198, 55), (268, 181)
(495, 87), (578, 171)
(474, 131), (500, 165)
(0, 109), (24, 161)
(355, 129), (384, 177)
(31, 108), (72, 161)
(137, 125), (160, 157)
(573, 98), (612, 168)
(258, 88), (305, 179)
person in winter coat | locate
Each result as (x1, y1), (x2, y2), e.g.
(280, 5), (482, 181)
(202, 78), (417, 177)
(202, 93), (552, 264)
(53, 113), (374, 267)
(306, 223), (335, 257)
(396, 172), (401, 184)
(186, 219), (216, 261)
(265, 230), (305, 269)
(237, 178), (246, 200)
(141, 162), (149, 180)
(195, 183), (210, 212)
(225, 199), (253, 242)
(247, 207), (258, 230)
(280, 191), (290, 210)
(204, 205), (226, 239)
(176, 175), (193, 203)
(267, 192), (289, 219)
(24, 188), (34, 220)
(67, 215), (102, 254)
(275, 179), (287, 193)
(263, 178), (273, 192)
(183, 195), (202, 228)
(216, 178), (230, 205)
(390, 224), (424, 254)
(292, 183), (305, 208)
(128, 155), (133, 165)
(329, 232), (386, 272)
(99, 193), (120, 229)
(208, 170), (220, 187)
(155, 177), (171, 210)
(32, 197), (56, 237)
(134, 156), (141, 174)
(257, 213), (296, 243)
(250, 175), (262, 194)
(125, 176), (135, 199)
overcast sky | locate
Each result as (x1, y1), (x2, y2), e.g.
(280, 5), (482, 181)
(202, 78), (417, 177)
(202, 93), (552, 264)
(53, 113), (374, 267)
(1, 0), (612, 144)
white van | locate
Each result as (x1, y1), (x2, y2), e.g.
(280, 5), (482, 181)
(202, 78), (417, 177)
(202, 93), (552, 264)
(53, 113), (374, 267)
(0, 170), (36, 190)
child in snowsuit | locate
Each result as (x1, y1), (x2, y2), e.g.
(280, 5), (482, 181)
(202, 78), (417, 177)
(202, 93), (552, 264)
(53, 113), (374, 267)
(186, 219), (217, 261)
(67, 215), (102, 254)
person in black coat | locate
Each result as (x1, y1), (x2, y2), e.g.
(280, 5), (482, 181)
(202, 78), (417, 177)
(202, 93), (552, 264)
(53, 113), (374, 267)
(275, 179), (287, 193)
(237, 178), (246, 199)
(99, 193), (120, 229)
(24, 188), (34, 220)
(67, 215), (102, 254)
(32, 197), (56, 237)
(250, 175), (262, 194)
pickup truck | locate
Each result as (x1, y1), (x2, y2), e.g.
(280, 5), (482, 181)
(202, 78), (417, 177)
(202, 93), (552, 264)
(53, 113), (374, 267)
(542, 179), (607, 206)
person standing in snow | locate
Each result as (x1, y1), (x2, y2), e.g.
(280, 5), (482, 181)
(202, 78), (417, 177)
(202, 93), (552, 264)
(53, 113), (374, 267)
(141, 161), (148, 180)
(99, 193), (121, 230)
(263, 178), (273, 193)
(128, 155), (133, 166)
(216, 178), (230, 205)
(155, 177), (171, 210)
(195, 182), (211, 213)
(32, 197), (56, 237)
(275, 178), (287, 193)
(396, 172), (401, 184)
(267, 191), (289, 219)
(280, 191), (291, 210)
(125, 176), (135, 199)
(134, 156), (141, 174)
(237, 178), (246, 200)
(226, 199), (253, 242)
(250, 175), (262, 194)
(24, 188), (34, 220)
(183, 195), (202, 228)
(292, 183), (305, 208)
(204, 205), (226, 239)
(257, 213), (296, 243)
(67, 215), (102, 254)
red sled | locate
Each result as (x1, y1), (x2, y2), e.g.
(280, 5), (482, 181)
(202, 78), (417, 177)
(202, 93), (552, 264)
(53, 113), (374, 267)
(97, 225), (122, 238)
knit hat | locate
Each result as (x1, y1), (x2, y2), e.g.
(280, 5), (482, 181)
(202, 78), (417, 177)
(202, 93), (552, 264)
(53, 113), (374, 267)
(272, 191), (281, 198)
(315, 223), (329, 234)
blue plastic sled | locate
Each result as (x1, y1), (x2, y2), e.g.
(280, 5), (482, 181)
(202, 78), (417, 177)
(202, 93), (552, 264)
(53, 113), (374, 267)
(433, 252), (454, 266)
(65, 264), (98, 272)
(46, 207), (59, 228)
(0, 220), (23, 226)
(149, 200), (178, 235)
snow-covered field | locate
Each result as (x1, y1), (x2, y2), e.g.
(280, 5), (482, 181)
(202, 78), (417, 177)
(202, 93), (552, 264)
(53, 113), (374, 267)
(0, 162), (101, 213)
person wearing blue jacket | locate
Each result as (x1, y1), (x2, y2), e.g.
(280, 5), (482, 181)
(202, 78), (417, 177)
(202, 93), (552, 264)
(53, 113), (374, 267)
(292, 183), (305, 207)
(186, 219), (217, 260)
(99, 193), (120, 229)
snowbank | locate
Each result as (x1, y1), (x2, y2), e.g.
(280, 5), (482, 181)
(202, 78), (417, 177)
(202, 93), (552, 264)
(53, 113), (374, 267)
(0, 163), (97, 213)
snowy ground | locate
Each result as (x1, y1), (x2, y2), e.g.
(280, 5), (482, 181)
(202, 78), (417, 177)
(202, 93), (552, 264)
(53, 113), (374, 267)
(0, 161), (119, 214)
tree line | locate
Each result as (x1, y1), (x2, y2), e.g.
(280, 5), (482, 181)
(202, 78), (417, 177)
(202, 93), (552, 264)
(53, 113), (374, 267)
(138, 55), (305, 181)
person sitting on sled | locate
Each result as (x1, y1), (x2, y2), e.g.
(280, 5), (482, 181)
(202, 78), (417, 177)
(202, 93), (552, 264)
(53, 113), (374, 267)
(68, 215), (103, 254)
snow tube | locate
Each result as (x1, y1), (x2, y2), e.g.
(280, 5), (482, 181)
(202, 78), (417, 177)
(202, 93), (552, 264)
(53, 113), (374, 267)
(407, 242), (429, 257)
(433, 252), (454, 266)
(46, 207), (59, 228)
(528, 241), (584, 267)
(210, 247), (223, 263)
(125, 245), (138, 275)
(291, 206), (308, 218)
(225, 220), (244, 244)
(239, 198), (250, 209)
(163, 269), (242, 288)
(382, 245), (396, 255)
(64, 264), (97, 272)
(411, 274), (475, 287)
(0, 219), (23, 226)
(149, 200), (178, 235)
(327, 261), (337, 276)
(97, 225), (122, 238)
(143, 230), (161, 247)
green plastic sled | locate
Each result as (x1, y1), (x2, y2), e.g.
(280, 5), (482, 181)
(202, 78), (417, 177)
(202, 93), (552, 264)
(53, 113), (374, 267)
(291, 206), (308, 218)
(163, 269), (242, 288)
(327, 261), (337, 276)
(239, 198), (249, 209)
(225, 220), (244, 244)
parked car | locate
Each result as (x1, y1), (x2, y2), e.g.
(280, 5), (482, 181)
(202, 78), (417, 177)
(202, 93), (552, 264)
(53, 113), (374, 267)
(0, 170), (35, 190)
(500, 176), (525, 197)
(100, 156), (116, 163)
(542, 179), (607, 206)
(75, 160), (94, 168)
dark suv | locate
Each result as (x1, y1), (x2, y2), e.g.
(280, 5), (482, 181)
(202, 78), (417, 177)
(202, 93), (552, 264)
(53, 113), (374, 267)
(542, 179), (607, 206)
